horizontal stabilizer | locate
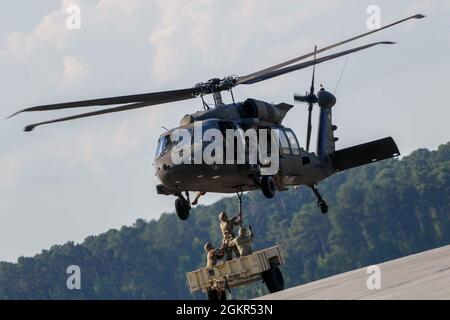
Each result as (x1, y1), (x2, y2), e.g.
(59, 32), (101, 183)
(333, 137), (400, 172)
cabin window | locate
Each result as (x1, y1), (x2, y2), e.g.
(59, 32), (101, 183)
(278, 130), (291, 154)
(285, 130), (300, 155)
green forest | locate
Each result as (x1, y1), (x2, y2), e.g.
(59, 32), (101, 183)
(1, 143), (450, 299)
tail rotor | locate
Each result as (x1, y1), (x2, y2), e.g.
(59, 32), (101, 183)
(294, 46), (318, 152)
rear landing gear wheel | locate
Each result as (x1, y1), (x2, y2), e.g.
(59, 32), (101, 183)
(261, 176), (276, 199)
(175, 198), (190, 220)
(311, 185), (328, 214)
(318, 200), (328, 214)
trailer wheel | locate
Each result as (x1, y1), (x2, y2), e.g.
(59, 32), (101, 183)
(262, 265), (284, 293)
(206, 289), (227, 301)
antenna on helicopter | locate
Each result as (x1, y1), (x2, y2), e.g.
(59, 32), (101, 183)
(334, 57), (349, 94)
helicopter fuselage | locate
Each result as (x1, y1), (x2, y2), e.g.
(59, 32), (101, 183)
(154, 125), (332, 195)
(154, 94), (400, 201)
(154, 98), (335, 195)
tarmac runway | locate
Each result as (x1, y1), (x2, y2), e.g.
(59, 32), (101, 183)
(256, 245), (450, 300)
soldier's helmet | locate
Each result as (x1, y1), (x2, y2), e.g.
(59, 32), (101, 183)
(219, 212), (228, 221)
(204, 242), (214, 252)
(239, 227), (247, 237)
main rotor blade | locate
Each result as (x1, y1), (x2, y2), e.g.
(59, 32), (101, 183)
(236, 13), (424, 85)
(23, 97), (195, 132)
(240, 41), (394, 85)
(9, 88), (199, 118)
(311, 45), (317, 94)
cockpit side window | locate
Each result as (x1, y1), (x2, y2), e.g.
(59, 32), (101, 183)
(285, 130), (300, 155)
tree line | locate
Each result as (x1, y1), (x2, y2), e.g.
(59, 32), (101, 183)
(1, 143), (449, 299)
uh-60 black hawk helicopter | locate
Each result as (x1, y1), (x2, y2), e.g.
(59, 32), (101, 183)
(9, 14), (424, 220)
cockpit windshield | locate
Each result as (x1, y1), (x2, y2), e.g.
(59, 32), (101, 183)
(155, 127), (194, 158)
(155, 134), (172, 158)
(155, 120), (240, 158)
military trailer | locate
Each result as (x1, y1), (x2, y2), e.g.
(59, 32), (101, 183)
(186, 245), (284, 300)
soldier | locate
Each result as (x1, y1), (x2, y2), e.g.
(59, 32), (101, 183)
(204, 242), (225, 268)
(219, 211), (241, 260)
(230, 226), (254, 256)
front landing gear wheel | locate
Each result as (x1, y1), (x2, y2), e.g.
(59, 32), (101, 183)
(318, 200), (328, 214)
(261, 176), (276, 199)
(175, 198), (190, 220)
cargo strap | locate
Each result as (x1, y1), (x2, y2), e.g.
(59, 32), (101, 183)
(237, 191), (243, 226)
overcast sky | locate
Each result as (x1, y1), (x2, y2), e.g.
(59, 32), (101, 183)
(1, 0), (449, 262)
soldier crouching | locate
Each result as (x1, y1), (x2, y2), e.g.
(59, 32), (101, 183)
(204, 242), (225, 268)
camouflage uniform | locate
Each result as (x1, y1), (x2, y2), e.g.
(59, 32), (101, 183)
(204, 243), (224, 268)
(230, 227), (254, 256)
(219, 212), (241, 261)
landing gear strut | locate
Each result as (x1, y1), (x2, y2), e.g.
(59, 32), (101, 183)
(175, 191), (191, 220)
(311, 185), (328, 214)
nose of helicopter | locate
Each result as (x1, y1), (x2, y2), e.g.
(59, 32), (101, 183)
(154, 150), (255, 194)
(155, 151), (201, 190)
(155, 155), (181, 186)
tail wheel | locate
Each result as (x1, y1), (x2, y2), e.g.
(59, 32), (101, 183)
(261, 175), (276, 199)
(175, 198), (190, 220)
(262, 265), (284, 293)
(318, 201), (328, 214)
